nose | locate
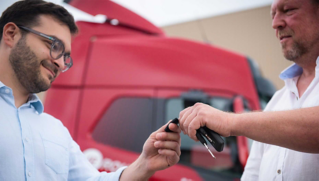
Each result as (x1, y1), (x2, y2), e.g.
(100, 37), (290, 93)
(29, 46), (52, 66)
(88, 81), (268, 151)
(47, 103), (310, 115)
(272, 13), (286, 30)
(52, 56), (65, 72)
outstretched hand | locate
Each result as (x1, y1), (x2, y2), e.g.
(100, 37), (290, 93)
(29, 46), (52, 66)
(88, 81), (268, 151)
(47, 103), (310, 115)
(141, 121), (181, 171)
(120, 121), (181, 180)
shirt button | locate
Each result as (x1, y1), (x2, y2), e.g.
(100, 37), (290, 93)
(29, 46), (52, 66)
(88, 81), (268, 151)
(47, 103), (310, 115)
(25, 138), (29, 142)
(277, 169), (281, 174)
(28, 172), (31, 177)
(4, 89), (10, 94)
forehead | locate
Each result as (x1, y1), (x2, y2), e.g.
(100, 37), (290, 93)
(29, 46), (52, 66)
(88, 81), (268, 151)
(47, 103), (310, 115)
(271, 0), (305, 9)
(31, 15), (72, 51)
(271, 0), (312, 15)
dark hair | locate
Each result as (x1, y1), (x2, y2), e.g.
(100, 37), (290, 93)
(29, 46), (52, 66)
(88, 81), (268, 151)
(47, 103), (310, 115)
(0, 0), (78, 41)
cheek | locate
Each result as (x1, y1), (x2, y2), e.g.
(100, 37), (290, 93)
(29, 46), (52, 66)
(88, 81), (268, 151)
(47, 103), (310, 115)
(39, 47), (51, 59)
(29, 43), (51, 60)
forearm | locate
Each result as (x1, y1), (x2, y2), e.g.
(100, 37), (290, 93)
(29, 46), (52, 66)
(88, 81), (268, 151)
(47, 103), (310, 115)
(232, 106), (319, 153)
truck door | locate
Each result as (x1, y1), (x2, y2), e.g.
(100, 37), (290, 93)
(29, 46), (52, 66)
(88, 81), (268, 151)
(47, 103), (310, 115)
(156, 89), (245, 180)
(76, 88), (156, 171)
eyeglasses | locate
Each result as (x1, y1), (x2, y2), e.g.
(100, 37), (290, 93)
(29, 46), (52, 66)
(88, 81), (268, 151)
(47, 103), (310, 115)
(18, 26), (73, 72)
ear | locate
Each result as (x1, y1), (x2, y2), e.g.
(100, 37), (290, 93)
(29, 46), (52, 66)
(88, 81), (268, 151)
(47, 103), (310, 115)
(2, 23), (21, 48)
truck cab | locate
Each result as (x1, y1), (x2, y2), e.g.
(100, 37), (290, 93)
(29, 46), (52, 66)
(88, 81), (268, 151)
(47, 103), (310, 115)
(44, 0), (276, 180)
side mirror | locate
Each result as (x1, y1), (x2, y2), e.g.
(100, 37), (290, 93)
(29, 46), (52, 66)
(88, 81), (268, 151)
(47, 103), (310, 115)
(181, 89), (210, 108)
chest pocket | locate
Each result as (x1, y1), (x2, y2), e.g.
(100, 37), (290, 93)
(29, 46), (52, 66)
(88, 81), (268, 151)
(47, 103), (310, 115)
(42, 136), (69, 174)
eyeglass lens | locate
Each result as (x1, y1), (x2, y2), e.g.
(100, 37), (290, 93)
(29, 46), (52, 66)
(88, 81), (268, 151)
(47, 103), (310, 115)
(50, 40), (72, 71)
(50, 40), (64, 59)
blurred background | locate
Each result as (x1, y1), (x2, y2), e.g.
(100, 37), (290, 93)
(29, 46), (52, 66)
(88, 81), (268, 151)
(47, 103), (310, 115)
(1, 0), (291, 101)
(0, 1), (291, 180)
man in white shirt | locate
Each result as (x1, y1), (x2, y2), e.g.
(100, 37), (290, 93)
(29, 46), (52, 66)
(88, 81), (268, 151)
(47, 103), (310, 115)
(178, 0), (319, 180)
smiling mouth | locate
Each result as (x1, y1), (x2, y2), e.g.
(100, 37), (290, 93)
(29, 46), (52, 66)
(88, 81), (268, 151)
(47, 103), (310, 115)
(44, 66), (55, 78)
(280, 35), (291, 41)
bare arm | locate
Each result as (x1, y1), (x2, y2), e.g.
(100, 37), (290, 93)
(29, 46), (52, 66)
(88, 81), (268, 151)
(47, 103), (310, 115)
(233, 106), (319, 153)
(179, 103), (319, 153)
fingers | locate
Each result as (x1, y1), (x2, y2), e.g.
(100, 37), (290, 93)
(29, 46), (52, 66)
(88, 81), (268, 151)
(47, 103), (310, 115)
(179, 103), (207, 141)
(183, 110), (198, 135)
(154, 123), (181, 156)
(188, 117), (201, 141)
(154, 140), (181, 156)
(166, 122), (181, 134)
(179, 106), (192, 132)
(155, 120), (181, 135)
(155, 131), (180, 142)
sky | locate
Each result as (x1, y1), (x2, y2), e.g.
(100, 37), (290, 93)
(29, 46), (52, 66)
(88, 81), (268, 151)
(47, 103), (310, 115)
(0, 0), (273, 27)
(111, 0), (273, 26)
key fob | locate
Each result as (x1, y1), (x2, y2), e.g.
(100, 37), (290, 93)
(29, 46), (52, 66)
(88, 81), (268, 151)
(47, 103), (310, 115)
(164, 118), (179, 132)
(199, 126), (224, 152)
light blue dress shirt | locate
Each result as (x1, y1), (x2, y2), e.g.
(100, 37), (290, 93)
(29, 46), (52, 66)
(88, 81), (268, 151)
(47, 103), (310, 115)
(0, 81), (125, 181)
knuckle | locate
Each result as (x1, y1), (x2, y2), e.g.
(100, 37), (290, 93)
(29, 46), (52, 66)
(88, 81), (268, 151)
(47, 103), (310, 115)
(157, 141), (163, 147)
(179, 111), (184, 118)
(182, 122), (188, 129)
(169, 151), (176, 157)
(194, 102), (202, 106)
(173, 142), (179, 150)
(189, 121), (198, 130)
(197, 109), (206, 117)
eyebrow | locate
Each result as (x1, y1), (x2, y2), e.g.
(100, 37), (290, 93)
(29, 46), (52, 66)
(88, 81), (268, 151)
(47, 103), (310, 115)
(47, 35), (66, 45)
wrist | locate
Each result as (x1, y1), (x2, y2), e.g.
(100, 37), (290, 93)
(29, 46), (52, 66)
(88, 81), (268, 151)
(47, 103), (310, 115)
(135, 155), (156, 177)
(120, 155), (155, 181)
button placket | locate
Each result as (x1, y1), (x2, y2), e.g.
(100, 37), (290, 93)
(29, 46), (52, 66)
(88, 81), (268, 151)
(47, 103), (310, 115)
(18, 108), (35, 181)
(275, 149), (286, 181)
(4, 89), (10, 94)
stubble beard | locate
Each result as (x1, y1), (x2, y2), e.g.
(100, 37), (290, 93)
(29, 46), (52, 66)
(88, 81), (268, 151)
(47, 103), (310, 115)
(281, 39), (307, 61)
(9, 36), (53, 94)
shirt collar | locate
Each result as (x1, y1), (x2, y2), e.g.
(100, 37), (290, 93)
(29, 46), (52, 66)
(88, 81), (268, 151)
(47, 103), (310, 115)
(279, 56), (319, 80)
(28, 94), (44, 114)
(0, 81), (44, 114)
(0, 81), (5, 88)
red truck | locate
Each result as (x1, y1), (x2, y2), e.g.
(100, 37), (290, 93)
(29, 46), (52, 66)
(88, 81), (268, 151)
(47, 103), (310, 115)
(44, 0), (276, 180)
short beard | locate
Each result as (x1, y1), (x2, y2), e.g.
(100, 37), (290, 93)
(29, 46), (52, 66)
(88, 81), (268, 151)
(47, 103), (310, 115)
(282, 40), (307, 61)
(9, 35), (52, 93)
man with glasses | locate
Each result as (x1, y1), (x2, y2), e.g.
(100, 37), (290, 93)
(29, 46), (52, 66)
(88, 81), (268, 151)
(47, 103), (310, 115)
(0, 1), (181, 180)
(18, 26), (73, 72)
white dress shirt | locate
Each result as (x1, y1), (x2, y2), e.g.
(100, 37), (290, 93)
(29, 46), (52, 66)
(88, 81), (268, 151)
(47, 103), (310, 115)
(241, 57), (319, 181)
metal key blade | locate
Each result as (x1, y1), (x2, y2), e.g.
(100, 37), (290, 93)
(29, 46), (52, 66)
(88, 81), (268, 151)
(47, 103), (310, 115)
(204, 143), (216, 159)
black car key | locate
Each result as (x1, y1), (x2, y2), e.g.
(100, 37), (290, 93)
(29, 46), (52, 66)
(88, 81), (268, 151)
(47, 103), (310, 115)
(196, 130), (216, 158)
(164, 118), (180, 132)
(198, 126), (224, 152)
(165, 118), (224, 158)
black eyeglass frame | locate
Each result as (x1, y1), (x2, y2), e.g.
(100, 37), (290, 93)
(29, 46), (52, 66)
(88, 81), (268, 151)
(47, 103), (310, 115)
(18, 25), (73, 72)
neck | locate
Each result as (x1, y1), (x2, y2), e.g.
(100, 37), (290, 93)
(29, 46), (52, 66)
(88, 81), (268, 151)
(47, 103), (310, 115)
(0, 50), (30, 108)
(294, 54), (317, 98)
(294, 52), (317, 78)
